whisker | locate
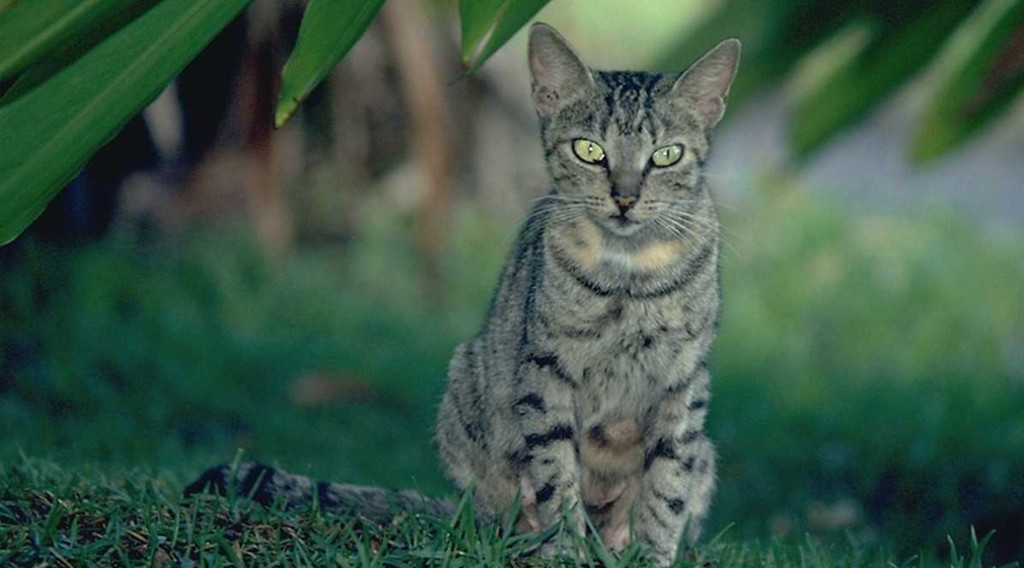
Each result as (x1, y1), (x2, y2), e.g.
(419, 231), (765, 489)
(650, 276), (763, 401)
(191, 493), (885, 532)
(521, 205), (588, 226)
(656, 215), (701, 243)
(531, 193), (590, 205)
(662, 211), (717, 232)
(666, 207), (747, 254)
(653, 218), (690, 242)
(659, 214), (725, 255)
(654, 196), (743, 218)
(699, 171), (750, 184)
(661, 204), (736, 238)
(663, 212), (742, 263)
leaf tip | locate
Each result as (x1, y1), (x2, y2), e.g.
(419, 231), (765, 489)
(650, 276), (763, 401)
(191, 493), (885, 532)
(274, 100), (297, 129)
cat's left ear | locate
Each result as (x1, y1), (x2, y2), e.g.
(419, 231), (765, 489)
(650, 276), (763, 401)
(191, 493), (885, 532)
(671, 38), (741, 130)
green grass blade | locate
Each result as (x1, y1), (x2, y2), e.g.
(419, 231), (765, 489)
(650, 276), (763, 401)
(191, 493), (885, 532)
(461, 0), (551, 76)
(789, 0), (976, 159)
(0, 0), (156, 82)
(0, 0), (251, 246)
(217, 533), (246, 568)
(910, 0), (1024, 164)
(274, 0), (385, 128)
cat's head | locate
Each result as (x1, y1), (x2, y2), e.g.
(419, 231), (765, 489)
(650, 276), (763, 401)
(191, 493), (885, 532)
(528, 23), (739, 242)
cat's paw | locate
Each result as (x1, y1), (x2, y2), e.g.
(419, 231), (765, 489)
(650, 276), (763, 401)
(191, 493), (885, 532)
(634, 536), (679, 568)
(532, 507), (587, 560)
(537, 530), (584, 561)
(518, 473), (543, 532)
(600, 520), (631, 553)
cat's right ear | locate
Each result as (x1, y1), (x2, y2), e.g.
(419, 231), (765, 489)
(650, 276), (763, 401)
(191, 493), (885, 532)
(528, 23), (594, 117)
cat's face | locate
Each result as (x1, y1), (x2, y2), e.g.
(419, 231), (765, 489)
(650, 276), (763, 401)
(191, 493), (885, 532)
(528, 24), (739, 242)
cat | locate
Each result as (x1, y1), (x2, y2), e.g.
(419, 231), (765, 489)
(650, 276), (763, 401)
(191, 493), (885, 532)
(186, 23), (740, 566)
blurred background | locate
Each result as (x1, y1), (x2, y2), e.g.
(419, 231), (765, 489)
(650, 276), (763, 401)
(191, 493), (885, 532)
(1, 0), (1023, 563)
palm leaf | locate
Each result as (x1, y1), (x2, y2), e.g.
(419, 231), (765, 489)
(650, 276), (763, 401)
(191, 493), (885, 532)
(0, 0), (250, 245)
(0, 0), (156, 83)
(274, 0), (385, 128)
(460, 0), (551, 75)
(459, 0), (503, 63)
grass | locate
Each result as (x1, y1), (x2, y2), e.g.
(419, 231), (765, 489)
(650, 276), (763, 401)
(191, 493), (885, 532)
(1, 186), (1023, 565)
(0, 458), (1013, 568)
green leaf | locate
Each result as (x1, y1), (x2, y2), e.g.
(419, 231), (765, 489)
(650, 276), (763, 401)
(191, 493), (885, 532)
(459, 0), (503, 63)
(911, 0), (1024, 164)
(789, 0), (977, 158)
(274, 0), (385, 128)
(0, 0), (156, 82)
(0, 0), (251, 245)
(460, 0), (551, 76)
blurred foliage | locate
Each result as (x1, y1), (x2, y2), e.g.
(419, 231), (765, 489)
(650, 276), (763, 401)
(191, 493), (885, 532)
(913, 0), (1024, 162)
(710, 187), (1024, 558)
(2, 192), (1022, 560)
(788, 0), (978, 157)
(658, 0), (1024, 162)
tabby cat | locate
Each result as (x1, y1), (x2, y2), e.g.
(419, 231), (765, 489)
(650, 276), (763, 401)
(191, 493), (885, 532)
(187, 23), (740, 566)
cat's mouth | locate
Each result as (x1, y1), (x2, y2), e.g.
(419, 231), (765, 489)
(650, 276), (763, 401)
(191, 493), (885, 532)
(602, 213), (644, 236)
(610, 213), (634, 226)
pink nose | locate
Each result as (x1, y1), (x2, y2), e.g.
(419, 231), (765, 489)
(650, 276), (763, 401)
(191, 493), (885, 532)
(613, 195), (636, 213)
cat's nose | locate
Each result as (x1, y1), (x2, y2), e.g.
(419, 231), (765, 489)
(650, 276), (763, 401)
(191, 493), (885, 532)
(613, 195), (637, 214)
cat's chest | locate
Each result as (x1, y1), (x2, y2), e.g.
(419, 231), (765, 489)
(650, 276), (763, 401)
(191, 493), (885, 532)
(544, 289), (688, 359)
(542, 294), (690, 413)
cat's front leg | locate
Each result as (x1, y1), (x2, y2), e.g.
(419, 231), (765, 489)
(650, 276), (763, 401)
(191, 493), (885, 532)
(513, 352), (584, 541)
(633, 362), (716, 566)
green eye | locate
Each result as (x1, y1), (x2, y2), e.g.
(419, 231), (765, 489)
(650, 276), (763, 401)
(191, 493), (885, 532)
(651, 144), (684, 167)
(572, 138), (606, 164)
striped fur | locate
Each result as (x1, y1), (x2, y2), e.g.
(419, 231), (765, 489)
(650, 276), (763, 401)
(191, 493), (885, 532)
(185, 23), (739, 567)
(437, 24), (740, 565)
(184, 462), (458, 521)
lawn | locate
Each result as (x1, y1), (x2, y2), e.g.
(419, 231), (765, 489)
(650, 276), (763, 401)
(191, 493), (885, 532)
(0, 458), (1010, 568)
(2, 187), (1023, 566)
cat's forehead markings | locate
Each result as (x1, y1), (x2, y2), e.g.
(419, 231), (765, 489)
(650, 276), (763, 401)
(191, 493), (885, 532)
(597, 71), (662, 139)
